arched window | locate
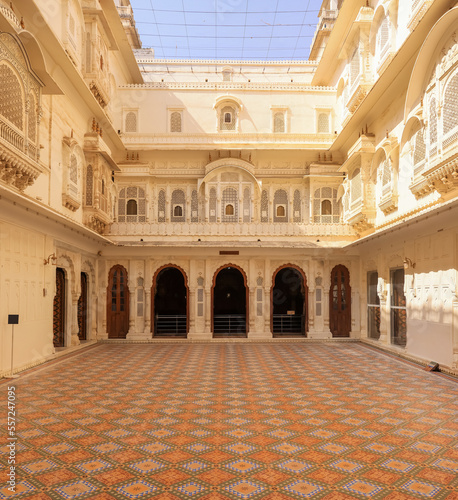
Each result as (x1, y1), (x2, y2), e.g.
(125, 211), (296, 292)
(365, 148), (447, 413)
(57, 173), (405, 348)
(220, 106), (236, 131)
(413, 129), (426, 174)
(376, 16), (390, 61)
(171, 189), (185, 221)
(0, 63), (24, 131)
(321, 199), (332, 215)
(127, 199), (137, 215)
(158, 190), (166, 222)
(171, 111), (182, 133)
(274, 112), (285, 133)
(225, 204), (234, 215)
(69, 154), (78, 184)
(125, 111), (137, 133)
(273, 189), (288, 222)
(443, 73), (458, 148)
(429, 96), (437, 157)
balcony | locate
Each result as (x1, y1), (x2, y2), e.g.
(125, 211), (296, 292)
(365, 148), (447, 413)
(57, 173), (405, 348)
(107, 221), (356, 243)
(0, 117), (43, 191)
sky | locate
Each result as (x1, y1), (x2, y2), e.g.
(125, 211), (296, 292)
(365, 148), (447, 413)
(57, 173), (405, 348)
(130, 0), (324, 60)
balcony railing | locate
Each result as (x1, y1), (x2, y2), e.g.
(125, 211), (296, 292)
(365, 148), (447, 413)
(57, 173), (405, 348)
(108, 221), (356, 238)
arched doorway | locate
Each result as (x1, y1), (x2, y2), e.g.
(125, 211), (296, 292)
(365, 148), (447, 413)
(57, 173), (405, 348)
(107, 265), (129, 339)
(53, 268), (66, 347)
(330, 265), (351, 337)
(271, 265), (307, 336)
(212, 265), (248, 337)
(152, 266), (188, 337)
(78, 272), (88, 341)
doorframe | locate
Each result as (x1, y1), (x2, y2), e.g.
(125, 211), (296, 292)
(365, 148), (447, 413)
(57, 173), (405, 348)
(270, 264), (308, 335)
(53, 267), (67, 347)
(329, 264), (351, 337)
(211, 263), (249, 334)
(106, 264), (130, 339)
(78, 272), (89, 341)
(151, 264), (189, 336)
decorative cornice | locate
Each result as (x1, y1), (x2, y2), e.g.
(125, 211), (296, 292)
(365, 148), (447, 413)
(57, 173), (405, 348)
(119, 82), (336, 92)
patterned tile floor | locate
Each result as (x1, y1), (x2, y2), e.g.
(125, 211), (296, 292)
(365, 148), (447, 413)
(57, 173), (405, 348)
(1, 342), (458, 500)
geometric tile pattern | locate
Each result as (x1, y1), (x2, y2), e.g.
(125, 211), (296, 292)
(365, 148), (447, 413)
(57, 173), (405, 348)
(1, 342), (458, 499)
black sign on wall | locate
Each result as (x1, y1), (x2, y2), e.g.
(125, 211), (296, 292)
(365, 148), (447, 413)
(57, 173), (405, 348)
(8, 315), (19, 325)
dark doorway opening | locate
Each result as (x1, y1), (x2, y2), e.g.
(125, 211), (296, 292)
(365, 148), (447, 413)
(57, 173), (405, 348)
(153, 267), (188, 337)
(78, 272), (88, 341)
(53, 267), (66, 347)
(272, 266), (307, 336)
(330, 265), (351, 337)
(213, 266), (247, 337)
(107, 265), (129, 339)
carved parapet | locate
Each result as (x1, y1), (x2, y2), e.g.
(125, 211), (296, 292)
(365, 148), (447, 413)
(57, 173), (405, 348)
(62, 192), (81, 212)
(423, 154), (458, 196)
(89, 81), (109, 109)
(407, 0), (434, 31)
(409, 176), (434, 199)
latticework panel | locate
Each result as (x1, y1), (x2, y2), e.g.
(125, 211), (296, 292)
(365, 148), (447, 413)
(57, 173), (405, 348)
(28, 94), (36, 142)
(125, 112), (137, 133)
(293, 189), (301, 222)
(222, 187), (238, 222)
(273, 189), (288, 222)
(158, 190), (166, 222)
(443, 73), (458, 138)
(377, 17), (389, 57)
(118, 188), (126, 222)
(0, 63), (23, 130)
(261, 190), (268, 222)
(69, 154), (78, 184)
(191, 190), (199, 222)
(350, 48), (360, 86)
(138, 188), (146, 223)
(274, 112), (285, 133)
(318, 113), (329, 133)
(350, 170), (361, 204)
(209, 188), (217, 222)
(414, 130), (426, 169)
(429, 96), (437, 147)
(171, 112), (182, 132)
(171, 189), (186, 222)
(243, 187), (251, 222)
(382, 159), (391, 186)
(86, 165), (93, 206)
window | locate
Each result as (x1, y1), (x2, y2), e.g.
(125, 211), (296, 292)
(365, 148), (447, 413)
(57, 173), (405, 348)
(127, 199), (137, 215)
(376, 16), (390, 62)
(125, 111), (137, 133)
(118, 187), (146, 222)
(273, 190), (288, 222)
(350, 46), (360, 86)
(274, 112), (285, 133)
(443, 72), (458, 149)
(219, 106), (236, 131)
(321, 199), (332, 215)
(367, 271), (380, 340)
(222, 187), (238, 222)
(313, 187), (339, 223)
(413, 129), (426, 174)
(261, 190), (268, 222)
(222, 69), (232, 81)
(171, 190), (186, 221)
(170, 111), (182, 133)
(317, 113), (330, 133)
(350, 168), (362, 205)
(158, 190), (166, 222)
(85, 165), (93, 206)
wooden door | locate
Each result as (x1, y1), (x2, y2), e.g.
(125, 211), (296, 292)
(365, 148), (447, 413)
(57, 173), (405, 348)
(53, 268), (66, 347)
(78, 273), (88, 341)
(330, 265), (351, 337)
(107, 265), (129, 339)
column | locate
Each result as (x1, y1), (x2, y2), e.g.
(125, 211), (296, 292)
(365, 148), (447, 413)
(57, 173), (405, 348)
(144, 289), (151, 335)
(71, 294), (80, 346)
